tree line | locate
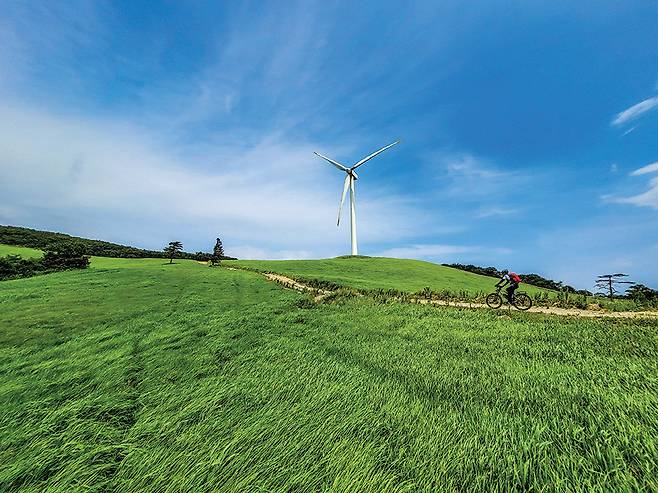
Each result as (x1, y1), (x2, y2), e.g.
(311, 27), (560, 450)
(445, 263), (658, 301)
(444, 263), (593, 295)
(164, 238), (226, 266)
(0, 225), (235, 261)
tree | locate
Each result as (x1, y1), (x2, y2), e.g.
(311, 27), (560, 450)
(626, 283), (658, 302)
(41, 242), (90, 270)
(164, 241), (183, 264)
(211, 237), (224, 266)
(1, 243), (89, 281)
(194, 251), (213, 262)
(594, 273), (634, 299)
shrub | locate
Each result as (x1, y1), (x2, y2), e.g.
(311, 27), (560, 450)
(0, 243), (89, 281)
(42, 243), (90, 270)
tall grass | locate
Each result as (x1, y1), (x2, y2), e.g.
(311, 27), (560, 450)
(1, 259), (656, 491)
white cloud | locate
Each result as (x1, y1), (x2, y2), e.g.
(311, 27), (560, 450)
(606, 161), (658, 210)
(611, 96), (658, 126)
(630, 161), (658, 176)
(612, 177), (658, 210)
(0, 102), (436, 255)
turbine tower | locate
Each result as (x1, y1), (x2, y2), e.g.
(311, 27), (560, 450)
(314, 141), (400, 256)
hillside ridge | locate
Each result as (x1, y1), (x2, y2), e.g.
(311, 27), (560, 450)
(0, 225), (235, 260)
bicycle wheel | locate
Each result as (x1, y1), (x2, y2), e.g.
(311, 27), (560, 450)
(486, 292), (503, 309)
(512, 293), (532, 311)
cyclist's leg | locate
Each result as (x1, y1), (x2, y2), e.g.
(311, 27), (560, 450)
(506, 283), (517, 301)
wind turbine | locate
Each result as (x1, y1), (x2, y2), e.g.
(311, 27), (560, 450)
(314, 141), (400, 256)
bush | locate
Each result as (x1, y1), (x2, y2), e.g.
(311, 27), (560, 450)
(0, 255), (46, 280)
(42, 243), (90, 270)
(0, 244), (90, 281)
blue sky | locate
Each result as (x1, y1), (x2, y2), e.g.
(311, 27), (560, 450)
(1, 1), (657, 289)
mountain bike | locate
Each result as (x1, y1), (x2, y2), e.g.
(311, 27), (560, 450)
(486, 286), (532, 311)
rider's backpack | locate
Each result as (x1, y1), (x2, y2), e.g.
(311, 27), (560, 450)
(509, 272), (522, 283)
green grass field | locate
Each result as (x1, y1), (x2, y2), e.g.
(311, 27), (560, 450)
(229, 257), (550, 296)
(1, 256), (656, 492)
(0, 244), (43, 258)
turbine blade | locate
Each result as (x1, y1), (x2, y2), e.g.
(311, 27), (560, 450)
(314, 152), (349, 172)
(337, 175), (350, 226)
(351, 140), (400, 170)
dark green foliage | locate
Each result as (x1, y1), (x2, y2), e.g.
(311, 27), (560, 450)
(444, 263), (505, 279)
(0, 243), (89, 281)
(163, 241), (183, 264)
(194, 251), (213, 261)
(626, 283), (658, 302)
(0, 254), (45, 280)
(210, 237), (225, 266)
(213, 237), (224, 259)
(41, 242), (90, 270)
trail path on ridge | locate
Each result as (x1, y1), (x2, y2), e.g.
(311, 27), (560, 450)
(226, 267), (658, 319)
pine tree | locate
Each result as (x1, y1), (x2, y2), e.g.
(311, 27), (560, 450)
(164, 241), (183, 264)
(211, 238), (224, 266)
(594, 273), (634, 299)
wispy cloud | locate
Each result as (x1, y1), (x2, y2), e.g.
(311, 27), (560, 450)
(612, 178), (658, 210)
(631, 161), (658, 176)
(605, 161), (658, 210)
(0, 102), (434, 254)
(475, 207), (519, 219)
(611, 96), (658, 126)
(377, 244), (475, 258)
(442, 153), (506, 180)
(428, 153), (531, 222)
(376, 243), (513, 260)
(228, 245), (315, 260)
(431, 153), (519, 198)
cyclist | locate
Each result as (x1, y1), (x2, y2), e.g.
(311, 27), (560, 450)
(496, 271), (522, 302)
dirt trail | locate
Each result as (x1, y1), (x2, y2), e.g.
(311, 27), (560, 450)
(412, 298), (658, 319)
(229, 267), (658, 319)
(264, 273), (333, 301)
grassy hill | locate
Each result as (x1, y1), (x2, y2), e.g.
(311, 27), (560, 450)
(2, 243), (550, 297)
(229, 257), (551, 296)
(0, 225), (233, 260)
(1, 255), (656, 491)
